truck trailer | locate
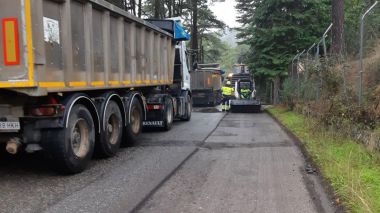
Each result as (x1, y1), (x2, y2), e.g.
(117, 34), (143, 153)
(0, 0), (192, 173)
(191, 64), (223, 106)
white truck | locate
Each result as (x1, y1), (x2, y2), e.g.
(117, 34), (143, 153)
(0, 0), (192, 173)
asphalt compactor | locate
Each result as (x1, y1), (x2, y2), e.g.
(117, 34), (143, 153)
(230, 79), (261, 113)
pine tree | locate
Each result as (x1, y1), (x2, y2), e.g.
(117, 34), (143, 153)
(237, 0), (330, 103)
(235, 0), (255, 41)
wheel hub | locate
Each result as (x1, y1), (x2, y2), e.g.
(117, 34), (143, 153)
(70, 118), (90, 158)
(107, 114), (119, 145)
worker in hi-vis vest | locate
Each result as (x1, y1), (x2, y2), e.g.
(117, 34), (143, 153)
(221, 81), (234, 111)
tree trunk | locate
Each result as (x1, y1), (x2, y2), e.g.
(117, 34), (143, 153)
(331, 0), (344, 56)
(191, 0), (198, 64)
(138, 0), (142, 18)
(273, 77), (280, 105)
(154, 0), (160, 18)
(167, 0), (173, 17)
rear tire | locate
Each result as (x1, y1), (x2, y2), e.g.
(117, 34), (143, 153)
(125, 98), (143, 146)
(163, 98), (174, 131)
(97, 101), (123, 157)
(181, 95), (192, 121)
(45, 104), (95, 174)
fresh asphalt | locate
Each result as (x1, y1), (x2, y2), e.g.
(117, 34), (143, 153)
(0, 109), (334, 213)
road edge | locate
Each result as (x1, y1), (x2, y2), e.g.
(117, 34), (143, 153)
(265, 109), (344, 213)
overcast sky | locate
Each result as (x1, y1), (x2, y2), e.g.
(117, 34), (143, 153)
(209, 0), (240, 28)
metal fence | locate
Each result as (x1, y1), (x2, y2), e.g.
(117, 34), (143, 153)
(282, 1), (380, 112)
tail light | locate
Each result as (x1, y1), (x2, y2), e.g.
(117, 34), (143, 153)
(146, 105), (162, 110)
(30, 105), (64, 116)
(2, 18), (20, 66)
(28, 96), (65, 116)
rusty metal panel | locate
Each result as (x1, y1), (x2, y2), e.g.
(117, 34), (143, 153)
(42, 0), (64, 82)
(191, 71), (221, 90)
(0, 0), (175, 96)
(71, 1), (86, 75)
(92, 8), (105, 83)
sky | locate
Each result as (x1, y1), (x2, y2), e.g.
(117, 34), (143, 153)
(209, 0), (240, 28)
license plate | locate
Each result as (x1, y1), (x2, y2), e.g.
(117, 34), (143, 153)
(143, 121), (164, 127)
(0, 122), (20, 130)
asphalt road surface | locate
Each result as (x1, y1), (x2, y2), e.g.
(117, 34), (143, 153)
(0, 110), (334, 213)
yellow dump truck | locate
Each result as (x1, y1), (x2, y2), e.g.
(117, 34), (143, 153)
(0, 0), (192, 173)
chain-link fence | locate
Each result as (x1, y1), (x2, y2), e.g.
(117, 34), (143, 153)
(283, 2), (379, 107)
(281, 2), (380, 149)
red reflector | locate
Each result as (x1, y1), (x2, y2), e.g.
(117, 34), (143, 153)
(2, 18), (20, 66)
(147, 105), (162, 110)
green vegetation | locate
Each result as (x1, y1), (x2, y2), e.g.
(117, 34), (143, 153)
(267, 106), (380, 213)
(219, 44), (250, 72)
(236, 0), (330, 79)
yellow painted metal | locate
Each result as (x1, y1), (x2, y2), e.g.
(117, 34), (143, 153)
(0, 81), (35, 88)
(25, 0), (34, 83)
(69, 82), (87, 87)
(108, 81), (120, 86)
(91, 81), (105, 86)
(39, 82), (65, 88)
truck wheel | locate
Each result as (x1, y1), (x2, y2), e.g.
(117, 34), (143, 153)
(181, 95), (192, 121)
(125, 98), (143, 146)
(47, 104), (95, 174)
(97, 101), (122, 157)
(163, 98), (174, 131)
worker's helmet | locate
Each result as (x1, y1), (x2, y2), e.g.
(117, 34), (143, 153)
(226, 81), (231, 86)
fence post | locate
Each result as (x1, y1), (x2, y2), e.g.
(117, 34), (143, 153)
(306, 43), (316, 79)
(297, 50), (306, 100)
(322, 23), (333, 62)
(316, 39), (324, 100)
(358, 1), (378, 106)
(292, 53), (299, 79)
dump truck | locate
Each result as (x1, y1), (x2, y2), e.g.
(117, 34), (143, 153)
(191, 64), (223, 106)
(227, 64), (261, 113)
(0, 0), (192, 173)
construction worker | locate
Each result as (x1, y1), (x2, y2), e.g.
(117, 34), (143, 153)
(221, 81), (234, 111)
(240, 88), (252, 99)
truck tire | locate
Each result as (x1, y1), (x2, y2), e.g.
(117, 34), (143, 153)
(97, 100), (123, 157)
(47, 104), (95, 174)
(125, 98), (143, 146)
(163, 98), (174, 131)
(181, 95), (192, 121)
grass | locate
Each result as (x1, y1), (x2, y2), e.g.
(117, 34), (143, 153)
(267, 106), (380, 213)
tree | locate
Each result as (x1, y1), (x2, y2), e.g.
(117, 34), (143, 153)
(138, 0), (142, 17)
(235, 0), (255, 41)
(237, 0), (330, 103)
(142, 0), (225, 65)
(201, 33), (228, 63)
(191, 0), (199, 63)
(331, 0), (345, 56)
